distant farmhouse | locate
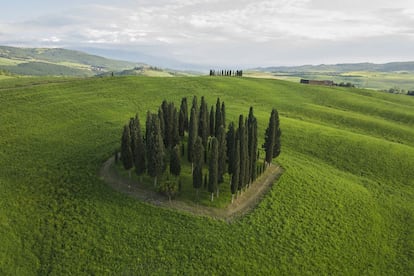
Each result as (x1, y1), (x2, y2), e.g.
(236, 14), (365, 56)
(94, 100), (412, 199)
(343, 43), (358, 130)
(300, 79), (334, 86)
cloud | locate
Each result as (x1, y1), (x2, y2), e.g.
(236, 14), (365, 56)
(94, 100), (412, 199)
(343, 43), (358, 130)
(0, 0), (413, 67)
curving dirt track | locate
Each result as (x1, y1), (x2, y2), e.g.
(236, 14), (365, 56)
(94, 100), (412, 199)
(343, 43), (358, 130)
(99, 157), (284, 222)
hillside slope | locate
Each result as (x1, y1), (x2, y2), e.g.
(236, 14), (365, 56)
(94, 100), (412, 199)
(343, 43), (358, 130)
(0, 46), (142, 76)
(0, 76), (413, 274)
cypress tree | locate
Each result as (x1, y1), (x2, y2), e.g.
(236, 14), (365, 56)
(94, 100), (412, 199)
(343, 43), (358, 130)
(215, 98), (222, 136)
(145, 111), (151, 146)
(170, 144), (181, 177)
(121, 125), (134, 177)
(188, 107), (198, 164)
(129, 117), (138, 162)
(226, 122), (236, 175)
(192, 136), (204, 198)
(208, 137), (218, 201)
(250, 117), (258, 181)
(221, 102), (226, 129)
(179, 108), (185, 138)
(191, 95), (198, 117)
(248, 107), (258, 182)
(217, 125), (227, 184)
(198, 96), (209, 147)
(209, 105), (215, 136)
(133, 114), (146, 177)
(158, 107), (165, 145)
(231, 139), (240, 203)
(180, 97), (189, 132)
(263, 109), (276, 165)
(272, 109), (282, 158)
(238, 115), (245, 192)
(147, 114), (165, 187)
(243, 119), (250, 187)
(172, 107), (180, 147)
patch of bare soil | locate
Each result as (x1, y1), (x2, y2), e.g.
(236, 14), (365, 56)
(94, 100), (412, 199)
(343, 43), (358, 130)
(99, 157), (284, 222)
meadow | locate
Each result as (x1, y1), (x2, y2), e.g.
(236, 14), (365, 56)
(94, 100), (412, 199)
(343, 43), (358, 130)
(0, 76), (413, 274)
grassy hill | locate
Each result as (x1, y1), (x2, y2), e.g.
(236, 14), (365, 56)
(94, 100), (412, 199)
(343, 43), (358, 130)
(0, 46), (142, 76)
(0, 76), (413, 274)
(250, 62), (414, 91)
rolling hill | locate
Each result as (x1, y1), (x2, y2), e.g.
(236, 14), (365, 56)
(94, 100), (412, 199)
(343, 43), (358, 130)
(0, 76), (413, 274)
(250, 62), (414, 91)
(0, 46), (143, 76)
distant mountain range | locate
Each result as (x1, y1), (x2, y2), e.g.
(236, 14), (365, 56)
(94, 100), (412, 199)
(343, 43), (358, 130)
(255, 62), (414, 73)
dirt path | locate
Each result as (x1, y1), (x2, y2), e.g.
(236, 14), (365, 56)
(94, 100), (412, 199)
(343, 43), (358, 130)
(99, 157), (284, 222)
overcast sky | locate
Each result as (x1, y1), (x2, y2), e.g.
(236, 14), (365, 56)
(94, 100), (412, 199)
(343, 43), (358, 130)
(1, 0), (414, 68)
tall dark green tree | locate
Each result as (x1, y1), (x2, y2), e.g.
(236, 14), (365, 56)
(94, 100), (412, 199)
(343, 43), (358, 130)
(221, 101), (226, 129)
(272, 109), (282, 158)
(187, 107), (198, 164)
(231, 139), (240, 203)
(121, 125), (134, 177)
(208, 137), (218, 201)
(215, 98), (222, 136)
(263, 109), (276, 166)
(247, 107), (258, 182)
(226, 122), (236, 174)
(192, 137), (204, 199)
(198, 96), (209, 147)
(172, 107), (180, 147)
(133, 114), (146, 177)
(238, 115), (245, 191)
(243, 119), (250, 187)
(181, 97), (189, 131)
(158, 107), (165, 145)
(145, 111), (151, 146)
(191, 95), (198, 117)
(209, 105), (215, 136)
(170, 144), (181, 177)
(216, 125), (227, 184)
(129, 117), (138, 161)
(147, 114), (165, 187)
(179, 108), (186, 138)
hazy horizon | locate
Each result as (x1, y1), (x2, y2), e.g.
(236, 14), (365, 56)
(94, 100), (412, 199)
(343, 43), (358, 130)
(1, 0), (414, 69)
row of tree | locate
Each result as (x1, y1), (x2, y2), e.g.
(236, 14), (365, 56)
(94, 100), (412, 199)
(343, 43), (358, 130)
(119, 96), (281, 202)
(209, 69), (243, 77)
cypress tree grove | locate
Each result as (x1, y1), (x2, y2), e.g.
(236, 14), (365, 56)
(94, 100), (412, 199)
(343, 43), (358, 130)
(170, 144), (181, 177)
(263, 109), (276, 166)
(215, 98), (222, 136)
(272, 109), (281, 158)
(192, 136), (204, 199)
(217, 125), (227, 184)
(179, 108), (186, 138)
(209, 105), (215, 136)
(208, 137), (218, 201)
(133, 114), (146, 177)
(121, 125), (134, 177)
(231, 139), (240, 203)
(147, 114), (165, 187)
(226, 122), (236, 175)
(187, 107), (198, 164)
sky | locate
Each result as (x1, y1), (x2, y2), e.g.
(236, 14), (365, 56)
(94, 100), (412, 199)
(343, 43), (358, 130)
(1, 0), (414, 69)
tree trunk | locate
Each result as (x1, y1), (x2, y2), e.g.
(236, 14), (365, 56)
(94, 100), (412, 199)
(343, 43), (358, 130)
(216, 187), (219, 198)
(211, 193), (214, 202)
(128, 170), (131, 178)
(191, 162), (194, 174)
(154, 176), (157, 188)
(231, 194), (234, 204)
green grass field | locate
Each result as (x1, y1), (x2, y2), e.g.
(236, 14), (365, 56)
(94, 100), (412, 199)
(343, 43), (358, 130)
(1, 76), (413, 274)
